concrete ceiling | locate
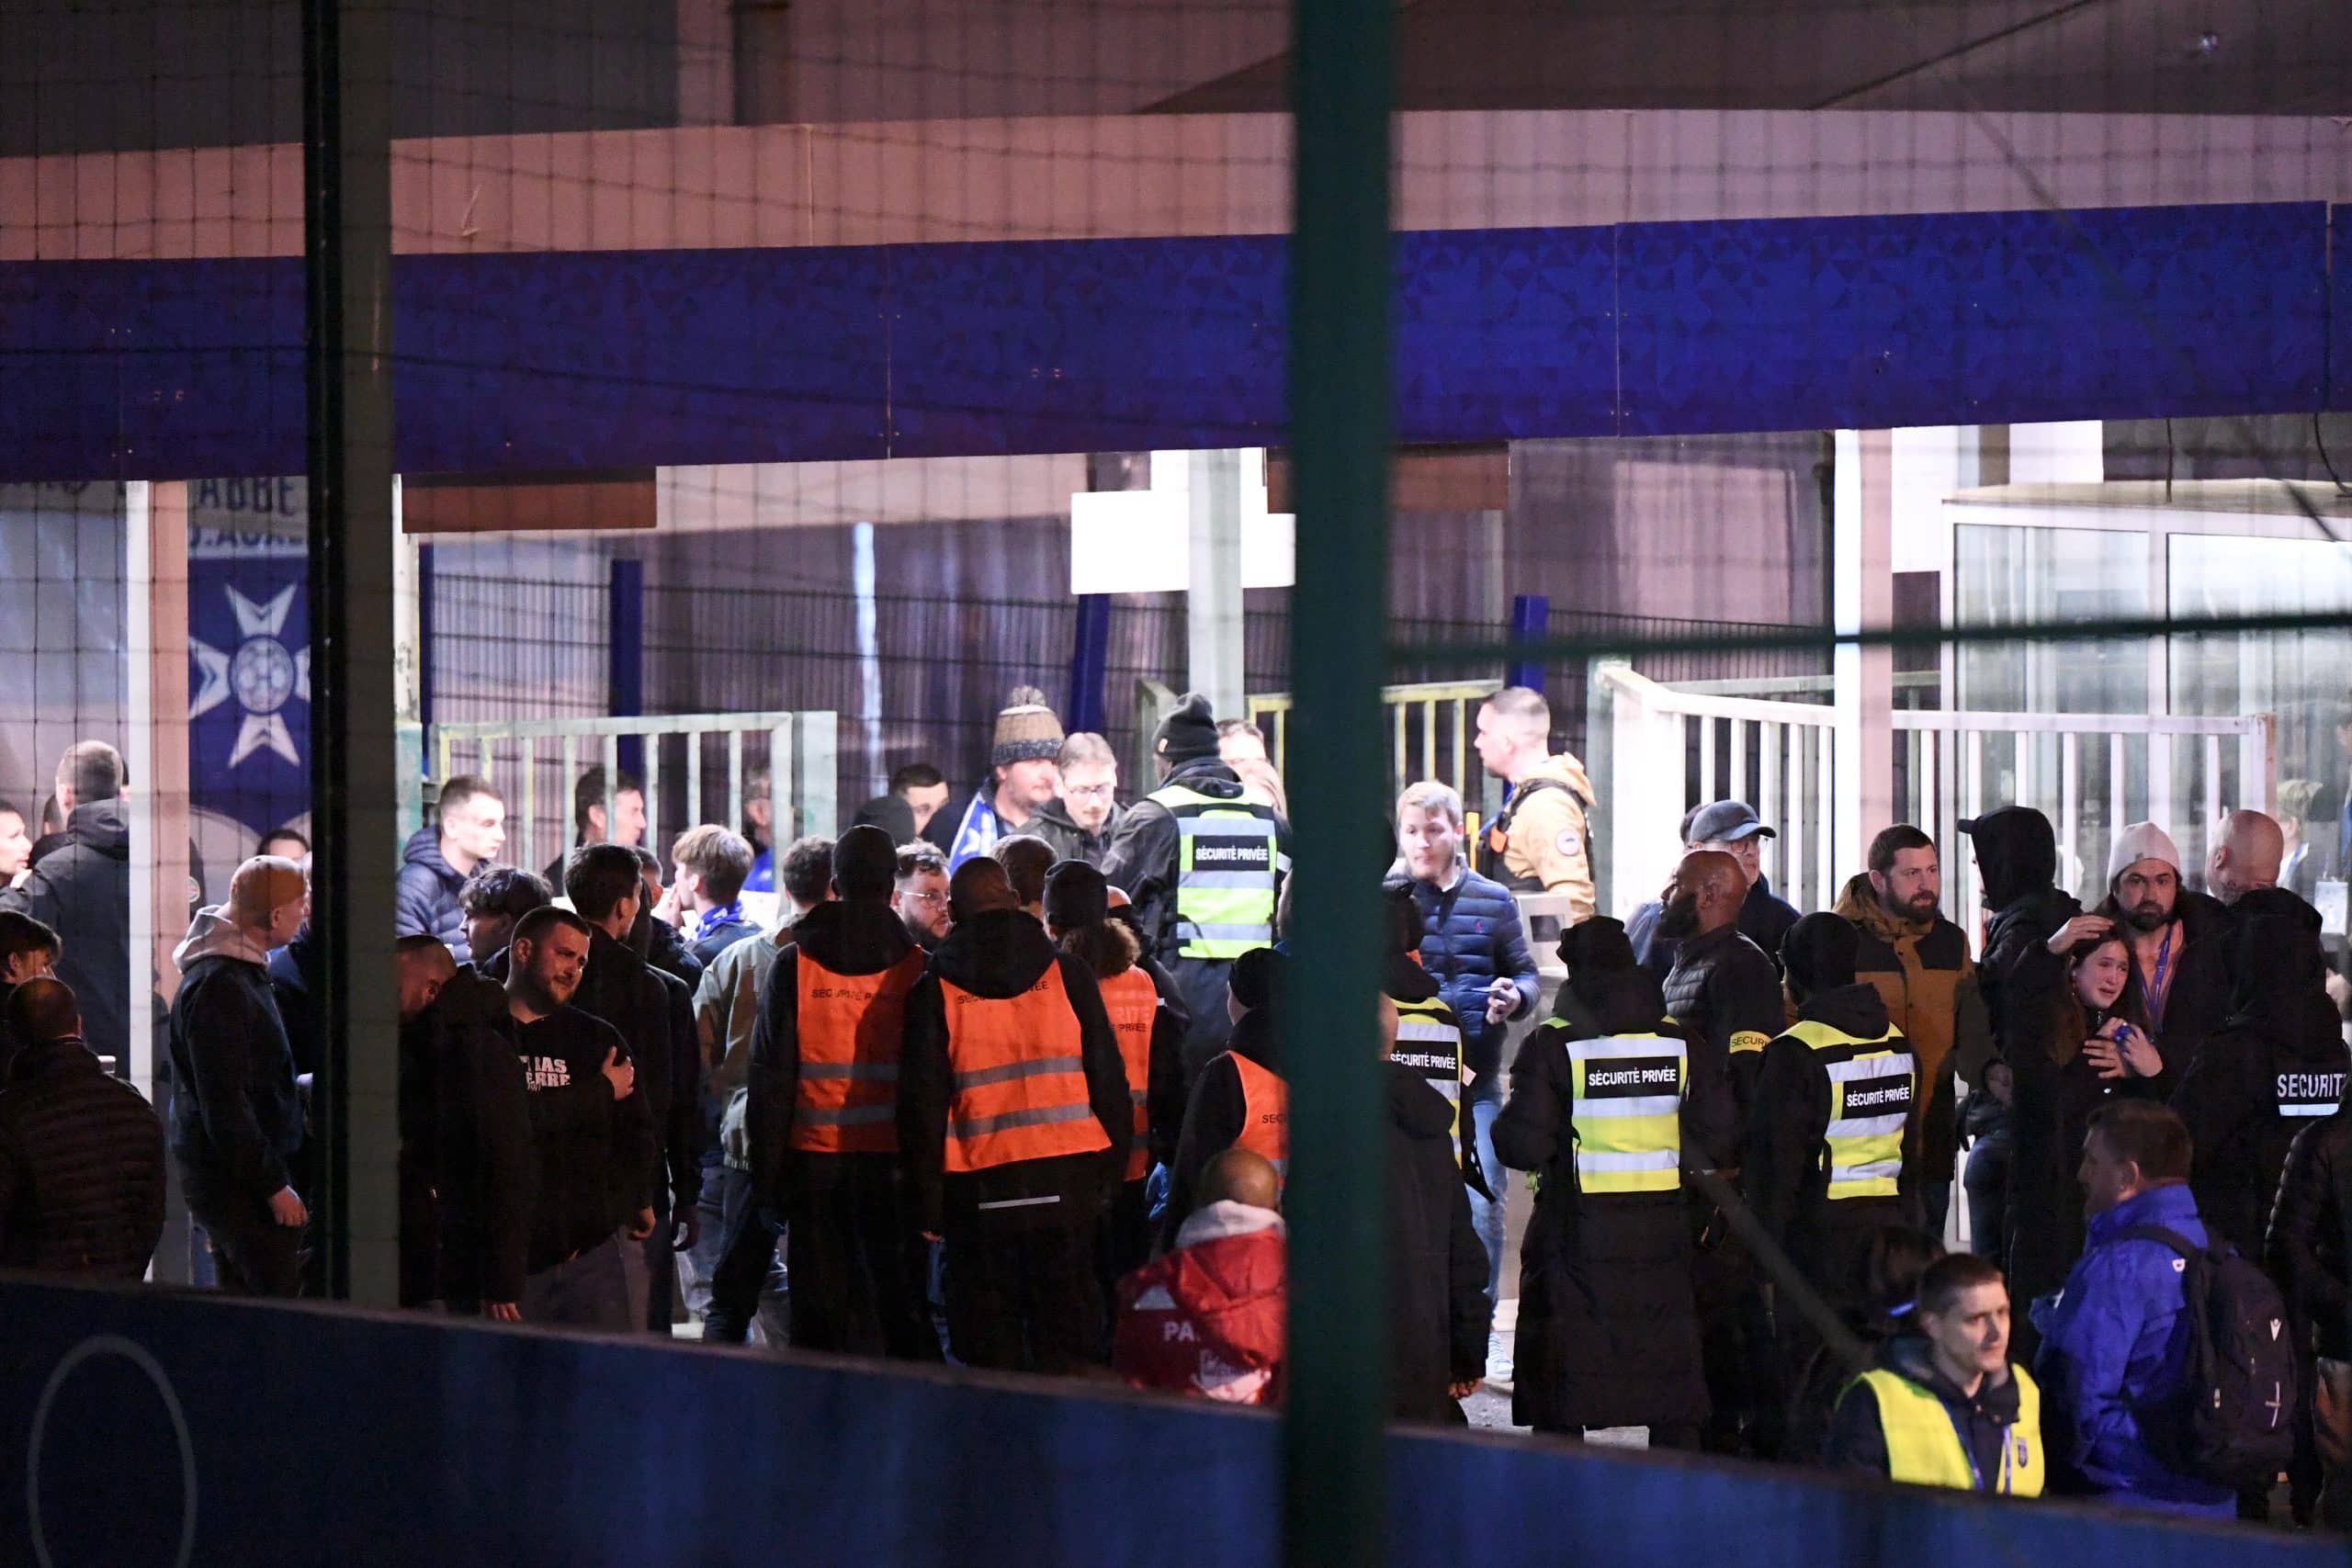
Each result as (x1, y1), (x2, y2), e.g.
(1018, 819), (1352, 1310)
(1148, 0), (2352, 116)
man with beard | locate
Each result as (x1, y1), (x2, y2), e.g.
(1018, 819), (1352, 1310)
(2054, 824), (2233, 1076)
(1832, 825), (1993, 1232)
(1659, 849), (1784, 1457)
(505, 907), (655, 1330)
(892, 841), (952, 953)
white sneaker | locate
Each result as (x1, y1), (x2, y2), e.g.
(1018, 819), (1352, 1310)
(1485, 1333), (1514, 1386)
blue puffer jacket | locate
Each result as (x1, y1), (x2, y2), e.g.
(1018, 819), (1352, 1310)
(2030, 1181), (2236, 1517)
(1394, 868), (1539, 1079)
(394, 828), (472, 964)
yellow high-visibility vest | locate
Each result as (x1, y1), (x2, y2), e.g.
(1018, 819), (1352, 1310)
(1784, 1019), (1915, 1201)
(1856, 1365), (2044, 1496)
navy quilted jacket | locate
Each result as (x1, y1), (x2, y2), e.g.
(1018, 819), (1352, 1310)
(1394, 869), (1539, 1077)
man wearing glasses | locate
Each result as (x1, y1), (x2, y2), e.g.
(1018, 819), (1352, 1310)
(1032, 734), (1126, 870)
(892, 842), (954, 953)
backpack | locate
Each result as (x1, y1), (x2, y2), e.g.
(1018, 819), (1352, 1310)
(2120, 1224), (2298, 1490)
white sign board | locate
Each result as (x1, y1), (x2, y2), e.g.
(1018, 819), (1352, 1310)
(1070, 449), (1295, 595)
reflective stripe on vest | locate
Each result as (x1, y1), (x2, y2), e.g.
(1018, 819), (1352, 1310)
(1393, 996), (1466, 1167)
(1229, 1052), (1289, 1185)
(1857, 1367), (2044, 1496)
(1150, 784), (1281, 961)
(789, 949), (925, 1155)
(1785, 1019), (1915, 1201)
(1566, 1032), (1685, 1195)
(1099, 964), (1159, 1181)
(941, 963), (1113, 1173)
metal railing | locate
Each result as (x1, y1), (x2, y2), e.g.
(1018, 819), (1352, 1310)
(1245, 679), (1501, 802)
(426, 710), (839, 873)
(1595, 662), (2275, 926)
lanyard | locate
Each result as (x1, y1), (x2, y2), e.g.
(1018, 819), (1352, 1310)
(1948, 1408), (2002, 1494)
(2144, 924), (2175, 1033)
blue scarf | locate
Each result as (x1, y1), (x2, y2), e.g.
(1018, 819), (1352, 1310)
(946, 790), (1003, 872)
(692, 900), (747, 945)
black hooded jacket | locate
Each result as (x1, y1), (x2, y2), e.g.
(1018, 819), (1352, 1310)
(1098, 758), (1287, 968)
(898, 908), (1132, 1234)
(1747, 982), (1922, 1297)
(401, 969), (536, 1307)
(1967, 807), (2079, 1063)
(0, 1035), (166, 1280)
(746, 898), (920, 1211)
(2173, 890), (2350, 1256)
(1492, 955), (1731, 1431)
(4, 799), (131, 1066)
(569, 926), (702, 1217)
(1387, 1060), (1494, 1422)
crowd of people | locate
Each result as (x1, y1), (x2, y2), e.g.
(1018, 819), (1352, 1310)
(2, 685), (2349, 1530)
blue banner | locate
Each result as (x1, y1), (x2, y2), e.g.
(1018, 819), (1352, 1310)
(187, 479), (309, 838)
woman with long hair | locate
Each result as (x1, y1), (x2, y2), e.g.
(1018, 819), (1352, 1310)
(2004, 931), (2165, 1338)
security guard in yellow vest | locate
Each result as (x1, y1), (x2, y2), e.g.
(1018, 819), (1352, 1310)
(1381, 884), (1487, 1187)
(1490, 918), (1737, 1441)
(1100, 693), (1287, 1071)
(1824, 1253), (2043, 1495)
(1749, 913), (1924, 1313)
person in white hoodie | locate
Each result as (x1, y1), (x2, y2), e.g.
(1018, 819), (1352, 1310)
(166, 856), (310, 1296)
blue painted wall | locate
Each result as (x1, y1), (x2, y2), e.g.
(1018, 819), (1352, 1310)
(0, 201), (2335, 481)
(0, 1279), (2330, 1567)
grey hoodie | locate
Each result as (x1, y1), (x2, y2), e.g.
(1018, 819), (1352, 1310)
(166, 907), (303, 1204)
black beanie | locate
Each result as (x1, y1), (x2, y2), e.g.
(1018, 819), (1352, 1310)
(1556, 916), (1636, 973)
(1155, 692), (1221, 768)
(1228, 945), (1283, 1013)
(1781, 912), (1860, 998)
(1043, 861), (1110, 930)
(832, 823), (898, 899)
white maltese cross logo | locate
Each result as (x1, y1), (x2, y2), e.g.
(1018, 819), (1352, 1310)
(191, 585), (311, 767)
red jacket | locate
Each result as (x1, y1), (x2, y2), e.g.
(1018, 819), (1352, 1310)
(1114, 1202), (1286, 1404)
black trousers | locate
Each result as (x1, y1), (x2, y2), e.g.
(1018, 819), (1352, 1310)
(703, 1166), (785, 1344)
(944, 1201), (1102, 1375)
(784, 1154), (939, 1360)
(188, 1193), (303, 1298)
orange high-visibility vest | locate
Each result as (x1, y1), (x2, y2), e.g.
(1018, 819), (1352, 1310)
(1228, 1052), (1289, 1183)
(789, 949), (925, 1155)
(942, 962), (1113, 1174)
(1097, 964), (1159, 1181)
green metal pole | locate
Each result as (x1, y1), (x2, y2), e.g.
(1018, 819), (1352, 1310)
(303, 0), (401, 1305)
(1285, 0), (1392, 1562)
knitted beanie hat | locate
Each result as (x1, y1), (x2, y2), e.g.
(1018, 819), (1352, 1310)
(992, 686), (1065, 767)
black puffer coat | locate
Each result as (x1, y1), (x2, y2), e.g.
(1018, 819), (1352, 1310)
(0, 1036), (165, 1279)
(1493, 961), (1735, 1433)
(2267, 1105), (2352, 1359)
(2175, 890), (2350, 1257)
(1387, 1061), (1492, 1424)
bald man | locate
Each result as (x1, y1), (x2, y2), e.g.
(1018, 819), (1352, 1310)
(1113, 1145), (1287, 1404)
(0, 976), (167, 1280)
(166, 855), (311, 1296)
(2207, 809), (2285, 905)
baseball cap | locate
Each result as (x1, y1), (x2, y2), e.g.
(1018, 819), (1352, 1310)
(1686, 800), (1774, 845)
